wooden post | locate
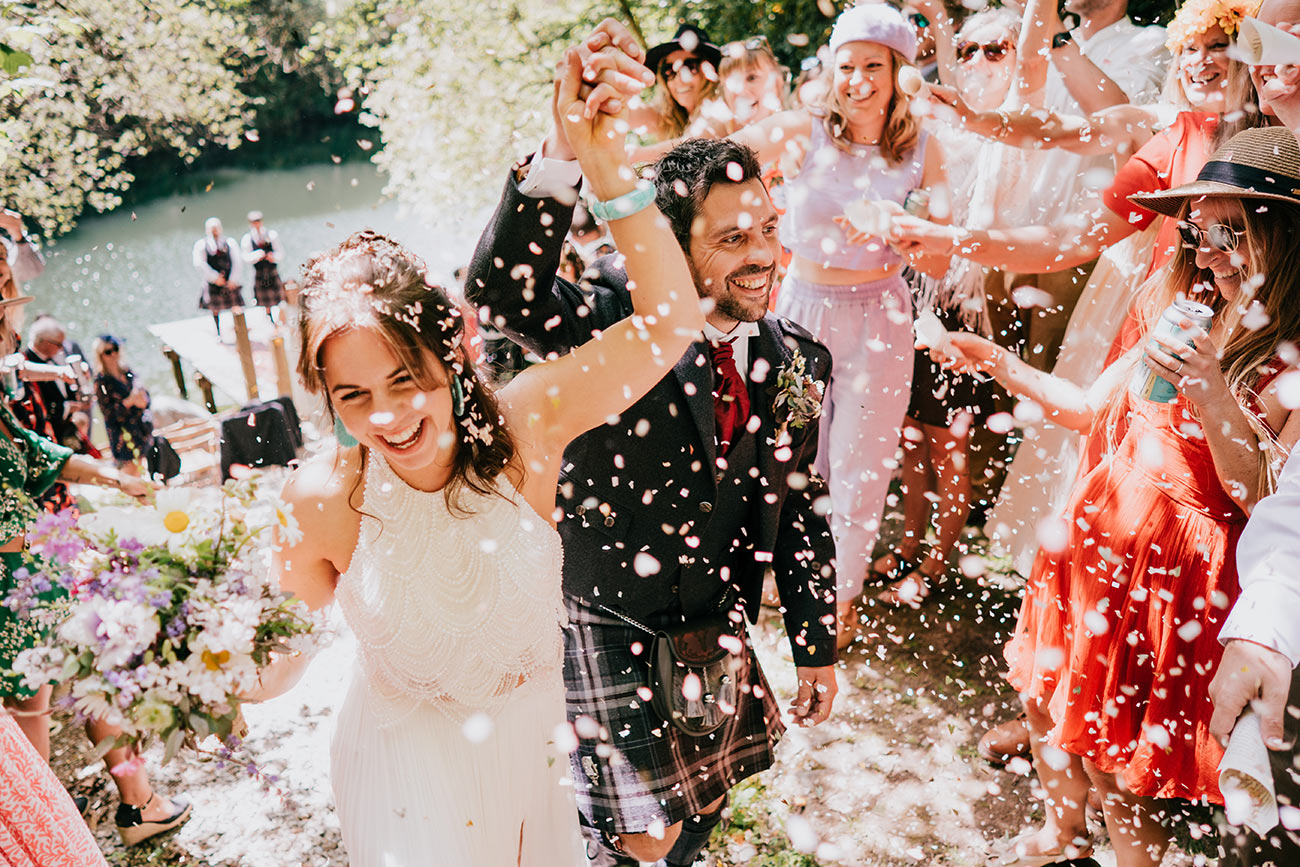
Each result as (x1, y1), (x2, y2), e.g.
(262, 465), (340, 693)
(161, 346), (188, 399)
(231, 308), (259, 403)
(194, 372), (217, 414)
(271, 334), (293, 400)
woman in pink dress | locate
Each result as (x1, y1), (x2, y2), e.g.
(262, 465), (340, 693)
(1, 710), (105, 866)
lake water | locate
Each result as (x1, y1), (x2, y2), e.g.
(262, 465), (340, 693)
(25, 161), (490, 393)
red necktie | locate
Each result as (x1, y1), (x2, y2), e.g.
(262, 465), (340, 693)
(709, 339), (750, 456)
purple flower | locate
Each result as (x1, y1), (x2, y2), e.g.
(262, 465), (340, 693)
(166, 617), (186, 640)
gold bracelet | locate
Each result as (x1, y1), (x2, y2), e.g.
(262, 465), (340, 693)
(995, 111), (1011, 140)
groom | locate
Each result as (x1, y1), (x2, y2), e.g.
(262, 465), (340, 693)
(467, 21), (838, 867)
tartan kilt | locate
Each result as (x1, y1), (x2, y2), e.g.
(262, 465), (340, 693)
(252, 264), (284, 308)
(563, 598), (784, 834)
(201, 281), (244, 313)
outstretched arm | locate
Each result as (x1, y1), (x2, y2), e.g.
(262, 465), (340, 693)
(501, 48), (703, 450)
(888, 195), (1136, 273)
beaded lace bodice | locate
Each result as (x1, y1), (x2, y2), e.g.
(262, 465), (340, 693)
(337, 453), (565, 725)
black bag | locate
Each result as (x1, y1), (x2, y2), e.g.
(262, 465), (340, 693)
(600, 605), (744, 737)
(648, 614), (743, 737)
(146, 436), (181, 481)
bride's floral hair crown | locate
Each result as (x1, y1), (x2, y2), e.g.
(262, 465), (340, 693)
(1165, 0), (1262, 54)
(297, 230), (516, 513)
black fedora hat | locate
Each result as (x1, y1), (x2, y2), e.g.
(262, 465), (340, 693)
(1129, 127), (1300, 218)
(646, 24), (723, 76)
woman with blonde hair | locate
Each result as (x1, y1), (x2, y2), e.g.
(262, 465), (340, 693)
(626, 24), (727, 144)
(936, 127), (1300, 867)
(718, 36), (789, 131)
(731, 2), (950, 637)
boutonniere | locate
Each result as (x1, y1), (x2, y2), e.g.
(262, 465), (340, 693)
(771, 350), (824, 448)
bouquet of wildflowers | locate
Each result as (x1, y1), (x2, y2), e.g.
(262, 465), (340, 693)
(6, 480), (322, 763)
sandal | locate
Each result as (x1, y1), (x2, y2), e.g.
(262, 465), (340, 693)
(993, 830), (1096, 867)
(116, 791), (192, 847)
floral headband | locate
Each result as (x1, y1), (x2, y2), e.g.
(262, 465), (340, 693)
(1165, 0), (1263, 54)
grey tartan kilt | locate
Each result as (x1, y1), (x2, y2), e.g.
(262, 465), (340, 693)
(562, 598), (784, 834)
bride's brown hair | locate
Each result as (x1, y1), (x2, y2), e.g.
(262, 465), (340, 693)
(297, 230), (517, 514)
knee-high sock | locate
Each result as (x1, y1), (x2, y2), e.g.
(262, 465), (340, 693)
(664, 796), (728, 867)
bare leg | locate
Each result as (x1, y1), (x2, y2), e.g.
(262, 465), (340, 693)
(915, 415), (974, 578)
(615, 793), (726, 864)
(1012, 694), (1093, 858)
(1083, 758), (1170, 867)
(5, 684), (51, 760)
(85, 716), (179, 821)
(896, 417), (933, 563)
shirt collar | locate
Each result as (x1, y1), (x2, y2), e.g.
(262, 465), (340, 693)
(702, 319), (760, 345)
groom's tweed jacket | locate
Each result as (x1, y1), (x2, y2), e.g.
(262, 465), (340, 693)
(467, 170), (838, 668)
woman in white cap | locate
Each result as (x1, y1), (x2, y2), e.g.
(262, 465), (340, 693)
(731, 2), (951, 640)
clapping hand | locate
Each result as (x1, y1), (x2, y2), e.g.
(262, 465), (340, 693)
(887, 215), (960, 257)
(1143, 321), (1226, 406)
(0, 208), (23, 240)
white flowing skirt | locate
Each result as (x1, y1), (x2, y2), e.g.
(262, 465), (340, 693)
(331, 670), (585, 867)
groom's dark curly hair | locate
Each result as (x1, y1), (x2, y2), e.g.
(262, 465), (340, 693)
(650, 138), (764, 254)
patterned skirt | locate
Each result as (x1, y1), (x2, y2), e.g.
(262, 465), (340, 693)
(563, 599), (783, 834)
(252, 264), (284, 308)
(200, 280), (244, 314)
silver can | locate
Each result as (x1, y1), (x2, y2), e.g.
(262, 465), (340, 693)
(1130, 299), (1214, 403)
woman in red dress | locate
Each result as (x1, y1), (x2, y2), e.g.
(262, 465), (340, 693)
(937, 127), (1300, 867)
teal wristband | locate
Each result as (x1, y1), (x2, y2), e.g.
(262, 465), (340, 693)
(589, 180), (656, 222)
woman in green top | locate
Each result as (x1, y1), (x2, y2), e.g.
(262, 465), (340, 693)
(0, 295), (192, 846)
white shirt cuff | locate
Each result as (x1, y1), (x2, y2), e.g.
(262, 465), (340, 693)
(517, 141), (582, 200)
(1219, 562), (1300, 668)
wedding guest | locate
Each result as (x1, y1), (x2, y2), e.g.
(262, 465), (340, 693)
(0, 208), (42, 297)
(730, 2), (951, 624)
(1212, 445), (1300, 864)
(627, 23), (725, 144)
(0, 709), (106, 866)
(92, 336), (153, 477)
(936, 128), (1300, 867)
(883, 6), (1025, 604)
(191, 217), (243, 339)
(0, 301), (189, 849)
(251, 33), (705, 863)
(1247, 0), (1300, 132)
(240, 210), (286, 324)
(23, 317), (82, 452)
(468, 19), (838, 865)
(718, 36), (789, 131)
(892, 0), (1267, 591)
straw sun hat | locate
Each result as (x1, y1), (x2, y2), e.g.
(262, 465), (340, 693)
(1129, 127), (1300, 218)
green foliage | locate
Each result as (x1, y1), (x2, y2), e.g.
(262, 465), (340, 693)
(0, 0), (260, 236)
(708, 777), (821, 866)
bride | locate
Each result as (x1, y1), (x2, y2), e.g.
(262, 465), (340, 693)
(249, 48), (703, 865)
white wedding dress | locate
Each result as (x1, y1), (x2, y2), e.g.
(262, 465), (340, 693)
(331, 453), (585, 866)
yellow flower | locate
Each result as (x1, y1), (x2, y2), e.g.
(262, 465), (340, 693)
(202, 649), (231, 671)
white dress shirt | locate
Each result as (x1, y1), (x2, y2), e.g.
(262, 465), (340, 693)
(192, 236), (242, 285)
(1221, 448), (1300, 667)
(1036, 17), (1171, 213)
(240, 228), (286, 267)
(703, 320), (760, 376)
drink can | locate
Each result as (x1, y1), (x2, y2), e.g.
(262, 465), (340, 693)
(1, 353), (25, 401)
(903, 189), (931, 219)
(1130, 299), (1214, 403)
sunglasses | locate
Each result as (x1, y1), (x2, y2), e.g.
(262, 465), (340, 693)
(956, 40), (1012, 63)
(102, 346), (119, 356)
(744, 36), (770, 51)
(660, 56), (704, 81)
(1176, 219), (1245, 253)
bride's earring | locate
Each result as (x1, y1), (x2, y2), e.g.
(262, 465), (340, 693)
(451, 376), (466, 418)
(334, 416), (359, 447)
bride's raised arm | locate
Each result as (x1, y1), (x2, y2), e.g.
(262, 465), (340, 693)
(498, 47), (704, 449)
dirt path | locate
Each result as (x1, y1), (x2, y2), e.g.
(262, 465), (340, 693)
(48, 546), (1211, 866)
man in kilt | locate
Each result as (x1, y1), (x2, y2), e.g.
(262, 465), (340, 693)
(240, 210), (286, 323)
(467, 21), (839, 866)
(191, 217), (243, 339)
